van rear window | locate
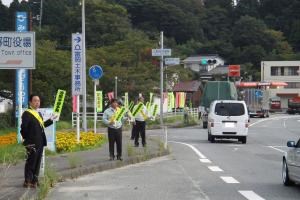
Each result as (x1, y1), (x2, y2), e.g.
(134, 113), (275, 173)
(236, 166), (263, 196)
(214, 103), (245, 116)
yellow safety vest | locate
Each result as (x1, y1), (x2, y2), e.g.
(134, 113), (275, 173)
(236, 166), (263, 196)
(26, 109), (45, 128)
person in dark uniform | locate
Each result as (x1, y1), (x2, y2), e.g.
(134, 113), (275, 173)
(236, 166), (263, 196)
(102, 99), (123, 161)
(21, 94), (56, 188)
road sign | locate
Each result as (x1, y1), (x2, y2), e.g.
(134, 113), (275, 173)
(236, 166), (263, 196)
(152, 49), (171, 57)
(89, 65), (103, 80)
(0, 32), (35, 69)
(165, 58), (180, 65)
(228, 65), (240, 77)
(72, 33), (83, 96)
(255, 90), (263, 98)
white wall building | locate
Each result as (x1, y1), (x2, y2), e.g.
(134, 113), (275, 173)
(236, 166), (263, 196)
(261, 61), (300, 109)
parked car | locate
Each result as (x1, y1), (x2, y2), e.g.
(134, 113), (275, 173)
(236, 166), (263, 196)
(282, 139), (300, 186)
(207, 100), (249, 144)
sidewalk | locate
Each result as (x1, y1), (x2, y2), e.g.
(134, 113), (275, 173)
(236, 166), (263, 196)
(0, 130), (169, 200)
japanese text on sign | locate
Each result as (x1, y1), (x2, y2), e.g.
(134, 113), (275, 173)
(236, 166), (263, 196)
(53, 89), (66, 120)
(0, 32), (35, 69)
(72, 33), (83, 95)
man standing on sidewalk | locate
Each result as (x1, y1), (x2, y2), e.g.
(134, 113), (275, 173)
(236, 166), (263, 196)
(103, 99), (123, 161)
(21, 94), (56, 188)
(134, 96), (148, 147)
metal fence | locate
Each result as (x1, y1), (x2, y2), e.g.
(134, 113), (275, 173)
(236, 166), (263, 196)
(71, 108), (199, 127)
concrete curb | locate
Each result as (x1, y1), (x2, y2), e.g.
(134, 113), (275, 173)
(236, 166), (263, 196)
(20, 149), (170, 200)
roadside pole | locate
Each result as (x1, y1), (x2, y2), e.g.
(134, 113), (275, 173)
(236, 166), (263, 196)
(76, 95), (80, 142)
(94, 80), (99, 134)
(82, 0), (87, 132)
(160, 31), (164, 127)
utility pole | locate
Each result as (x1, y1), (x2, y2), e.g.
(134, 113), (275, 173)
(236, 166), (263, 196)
(160, 31), (164, 126)
(82, 0), (87, 131)
(39, 0), (43, 31)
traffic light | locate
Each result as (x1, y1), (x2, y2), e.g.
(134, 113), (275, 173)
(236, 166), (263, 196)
(201, 59), (217, 65)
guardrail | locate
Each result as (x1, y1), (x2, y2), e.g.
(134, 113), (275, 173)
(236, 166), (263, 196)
(71, 108), (199, 127)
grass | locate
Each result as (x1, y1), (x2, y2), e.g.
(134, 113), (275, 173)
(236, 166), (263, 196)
(0, 128), (16, 136)
(126, 143), (135, 157)
(37, 164), (59, 200)
(0, 143), (25, 164)
(56, 121), (72, 130)
(67, 154), (82, 168)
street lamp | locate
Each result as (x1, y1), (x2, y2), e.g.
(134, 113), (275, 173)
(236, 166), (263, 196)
(115, 76), (118, 98)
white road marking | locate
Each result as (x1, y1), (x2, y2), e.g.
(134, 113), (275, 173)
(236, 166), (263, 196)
(249, 115), (300, 127)
(220, 176), (240, 183)
(208, 166), (223, 172)
(169, 141), (206, 159)
(239, 190), (265, 200)
(268, 146), (286, 153)
(283, 119), (286, 128)
(199, 158), (212, 163)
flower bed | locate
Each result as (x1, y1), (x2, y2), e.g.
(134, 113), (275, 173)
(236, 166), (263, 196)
(56, 131), (106, 153)
(0, 132), (17, 146)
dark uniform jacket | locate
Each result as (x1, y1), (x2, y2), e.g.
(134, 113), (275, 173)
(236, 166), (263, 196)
(20, 108), (53, 148)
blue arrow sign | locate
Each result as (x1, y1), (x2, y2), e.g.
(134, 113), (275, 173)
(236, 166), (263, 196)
(74, 36), (81, 43)
(89, 65), (103, 80)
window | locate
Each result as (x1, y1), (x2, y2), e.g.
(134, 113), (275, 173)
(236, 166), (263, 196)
(214, 103), (245, 116)
(271, 67), (279, 76)
(296, 139), (300, 148)
(270, 66), (299, 76)
(286, 82), (300, 88)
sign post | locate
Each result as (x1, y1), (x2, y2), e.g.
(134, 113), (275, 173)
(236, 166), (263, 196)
(89, 65), (103, 134)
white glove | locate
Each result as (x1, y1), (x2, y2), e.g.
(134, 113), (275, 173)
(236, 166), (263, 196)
(50, 113), (59, 121)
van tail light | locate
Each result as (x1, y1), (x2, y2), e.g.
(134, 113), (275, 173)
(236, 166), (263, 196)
(245, 119), (249, 128)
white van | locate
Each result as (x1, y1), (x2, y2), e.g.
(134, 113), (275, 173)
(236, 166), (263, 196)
(207, 100), (249, 144)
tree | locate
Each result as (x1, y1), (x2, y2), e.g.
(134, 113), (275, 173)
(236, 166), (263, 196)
(0, 0), (9, 31)
(234, 0), (260, 18)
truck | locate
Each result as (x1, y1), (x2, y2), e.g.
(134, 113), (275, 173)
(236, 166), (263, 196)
(243, 89), (270, 118)
(287, 96), (300, 114)
(200, 81), (238, 128)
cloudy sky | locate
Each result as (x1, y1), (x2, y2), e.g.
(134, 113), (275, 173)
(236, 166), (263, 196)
(2, 0), (13, 6)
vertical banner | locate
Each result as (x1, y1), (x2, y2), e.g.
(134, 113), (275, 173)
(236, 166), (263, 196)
(72, 96), (77, 113)
(96, 91), (103, 112)
(167, 92), (175, 112)
(15, 12), (29, 117)
(124, 92), (129, 109)
(107, 92), (114, 101)
(175, 92), (180, 108)
(72, 33), (83, 95)
(179, 92), (186, 108)
(38, 108), (56, 152)
(53, 89), (66, 120)
(149, 92), (153, 104)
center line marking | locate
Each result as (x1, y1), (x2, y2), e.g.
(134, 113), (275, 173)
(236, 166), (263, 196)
(169, 141), (206, 159)
(220, 176), (239, 183)
(199, 158), (211, 163)
(239, 190), (265, 200)
(208, 166), (223, 172)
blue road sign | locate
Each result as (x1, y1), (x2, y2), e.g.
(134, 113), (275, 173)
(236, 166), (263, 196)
(89, 65), (103, 80)
(255, 90), (263, 98)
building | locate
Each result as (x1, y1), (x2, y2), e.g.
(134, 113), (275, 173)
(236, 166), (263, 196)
(173, 80), (202, 107)
(183, 54), (225, 74)
(261, 61), (300, 109)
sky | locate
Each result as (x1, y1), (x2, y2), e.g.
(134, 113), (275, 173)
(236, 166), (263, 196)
(2, 0), (14, 6)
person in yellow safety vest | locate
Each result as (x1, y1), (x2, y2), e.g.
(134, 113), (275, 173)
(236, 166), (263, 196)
(133, 96), (149, 147)
(21, 94), (57, 188)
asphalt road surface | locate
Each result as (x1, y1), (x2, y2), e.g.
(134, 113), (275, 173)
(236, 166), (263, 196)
(48, 114), (300, 200)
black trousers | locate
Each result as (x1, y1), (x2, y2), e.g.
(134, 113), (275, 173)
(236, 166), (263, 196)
(134, 120), (146, 146)
(24, 144), (43, 183)
(131, 124), (137, 139)
(108, 127), (122, 158)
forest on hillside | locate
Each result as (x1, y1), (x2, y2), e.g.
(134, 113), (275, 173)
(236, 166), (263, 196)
(1, 0), (300, 118)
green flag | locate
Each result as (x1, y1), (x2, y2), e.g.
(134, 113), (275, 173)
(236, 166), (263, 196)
(53, 89), (66, 119)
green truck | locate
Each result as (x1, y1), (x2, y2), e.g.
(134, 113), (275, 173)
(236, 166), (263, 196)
(200, 81), (238, 128)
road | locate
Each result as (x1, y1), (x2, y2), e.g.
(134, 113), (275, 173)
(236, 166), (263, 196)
(48, 114), (300, 200)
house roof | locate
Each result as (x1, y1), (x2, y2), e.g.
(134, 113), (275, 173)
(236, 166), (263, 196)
(173, 80), (202, 92)
(183, 54), (225, 63)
